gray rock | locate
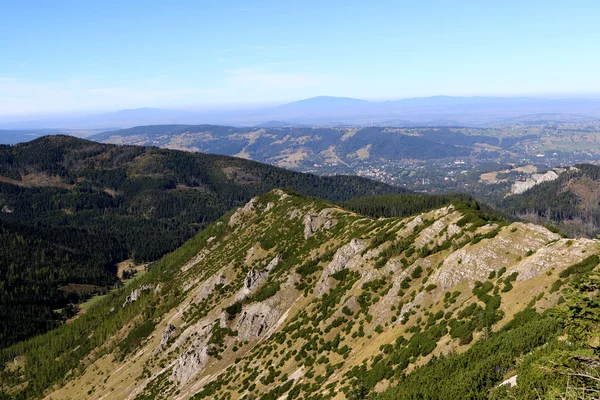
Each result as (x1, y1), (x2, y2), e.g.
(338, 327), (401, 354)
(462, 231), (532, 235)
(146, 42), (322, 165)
(314, 238), (367, 295)
(236, 302), (277, 341)
(171, 342), (214, 385)
(153, 324), (176, 356)
(303, 209), (337, 239)
(122, 284), (154, 307)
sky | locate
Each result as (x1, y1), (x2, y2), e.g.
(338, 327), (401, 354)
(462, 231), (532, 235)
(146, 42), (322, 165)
(1, 0), (599, 116)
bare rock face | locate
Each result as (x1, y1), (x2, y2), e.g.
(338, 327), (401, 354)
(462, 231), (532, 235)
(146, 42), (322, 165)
(271, 188), (289, 199)
(314, 238), (367, 295)
(122, 284), (154, 307)
(414, 211), (461, 249)
(171, 342), (214, 385)
(236, 302), (277, 341)
(513, 238), (597, 280)
(289, 209), (302, 220)
(228, 197), (258, 227)
(509, 168), (579, 195)
(304, 209), (337, 239)
(430, 223), (559, 290)
(1, 205), (13, 213)
(237, 255), (280, 301)
(398, 215), (424, 237)
(244, 269), (267, 291)
(265, 254), (281, 271)
(153, 324), (176, 356)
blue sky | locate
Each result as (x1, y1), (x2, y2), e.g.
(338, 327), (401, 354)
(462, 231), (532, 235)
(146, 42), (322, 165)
(1, 0), (599, 116)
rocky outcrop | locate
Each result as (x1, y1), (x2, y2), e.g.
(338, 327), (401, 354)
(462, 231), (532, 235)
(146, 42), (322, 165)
(237, 255), (280, 301)
(238, 269), (268, 300)
(315, 238), (367, 295)
(414, 211), (461, 249)
(510, 167), (577, 195)
(430, 223), (559, 289)
(153, 324), (176, 356)
(289, 208), (302, 220)
(122, 284), (154, 307)
(513, 238), (597, 280)
(236, 302), (278, 341)
(171, 342), (214, 385)
(304, 209), (337, 239)
(265, 254), (281, 271)
(228, 197), (258, 227)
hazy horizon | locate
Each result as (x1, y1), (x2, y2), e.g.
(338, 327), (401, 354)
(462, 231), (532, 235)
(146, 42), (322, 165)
(2, 1), (600, 117)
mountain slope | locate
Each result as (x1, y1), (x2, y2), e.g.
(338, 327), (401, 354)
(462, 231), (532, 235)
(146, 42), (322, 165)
(501, 163), (600, 238)
(3, 190), (597, 399)
(0, 136), (405, 349)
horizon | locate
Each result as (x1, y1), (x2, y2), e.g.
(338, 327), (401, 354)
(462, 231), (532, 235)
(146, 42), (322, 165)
(4, 93), (600, 123)
(3, 1), (600, 117)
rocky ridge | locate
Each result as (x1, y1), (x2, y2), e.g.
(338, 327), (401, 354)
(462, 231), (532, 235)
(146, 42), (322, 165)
(37, 189), (599, 400)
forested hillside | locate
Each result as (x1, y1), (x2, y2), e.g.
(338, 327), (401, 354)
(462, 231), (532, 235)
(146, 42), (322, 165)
(501, 163), (600, 237)
(0, 135), (406, 348)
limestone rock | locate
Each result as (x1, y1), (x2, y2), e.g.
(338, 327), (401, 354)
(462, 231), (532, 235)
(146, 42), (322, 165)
(513, 238), (597, 280)
(239, 269), (268, 298)
(153, 324), (176, 356)
(510, 169), (571, 195)
(303, 209), (337, 239)
(430, 223), (559, 289)
(289, 208), (302, 220)
(122, 284), (153, 307)
(314, 238), (367, 295)
(228, 197), (258, 227)
(171, 342), (214, 385)
(236, 302), (277, 341)
(265, 254), (281, 271)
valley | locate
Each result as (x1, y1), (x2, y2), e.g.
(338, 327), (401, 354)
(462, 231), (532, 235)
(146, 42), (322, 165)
(91, 122), (600, 198)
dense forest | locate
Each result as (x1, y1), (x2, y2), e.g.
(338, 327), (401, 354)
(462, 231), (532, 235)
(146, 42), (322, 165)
(500, 163), (600, 237)
(0, 135), (406, 348)
(340, 192), (511, 223)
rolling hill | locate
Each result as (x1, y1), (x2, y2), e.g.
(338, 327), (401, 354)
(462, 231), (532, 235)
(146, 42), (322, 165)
(90, 125), (513, 170)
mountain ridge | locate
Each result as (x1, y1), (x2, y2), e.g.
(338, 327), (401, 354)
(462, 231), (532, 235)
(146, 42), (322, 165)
(3, 189), (598, 399)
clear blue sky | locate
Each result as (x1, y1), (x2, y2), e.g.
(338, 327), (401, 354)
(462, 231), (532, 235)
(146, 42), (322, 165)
(1, 0), (599, 116)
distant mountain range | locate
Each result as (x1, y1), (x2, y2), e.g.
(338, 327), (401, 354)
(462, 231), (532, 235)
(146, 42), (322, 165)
(2, 96), (600, 131)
